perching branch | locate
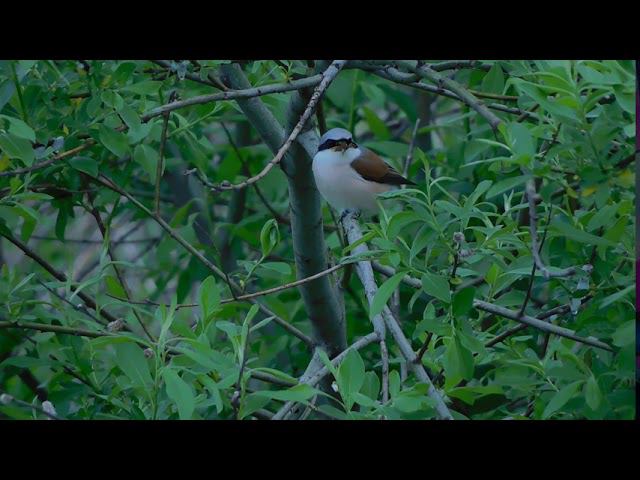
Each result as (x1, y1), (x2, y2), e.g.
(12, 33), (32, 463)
(341, 212), (453, 420)
(221, 61), (347, 357)
(212, 60), (347, 192)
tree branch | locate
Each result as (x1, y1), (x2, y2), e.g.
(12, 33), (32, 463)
(141, 74), (324, 121)
(393, 61), (502, 131)
(341, 212), (453, 420)
(473, 300), (612, 351)
(220, 62), (346, 357)
(91, 173), (313, 348)
(353, 64), (538, 122)
(271, 332), (380, 420)
(525, 180), (576, 278)
(212, 60), (346, 192)
(402, 118), (421, 178)
(0, 231), (121, 326)
(0, 141), (95, 178)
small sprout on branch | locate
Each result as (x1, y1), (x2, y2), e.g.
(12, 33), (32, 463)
(107, 320), (124, 332)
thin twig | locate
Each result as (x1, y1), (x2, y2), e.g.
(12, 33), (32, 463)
(155, 91), (175, 214)
(271, 332), (380, 420)
(142, 74), (324, 121)
(414, 332), (434, 364)
(91, 173), (313, 348)
(108, 263), (346, 307)
(0, 392), (62, 420)
(402, 118), (421, 178)
(357, 65), (539, 122)
(525, 180), (576, 278)
(394, 61), (503, 131)
(0, 231), (120, 326)
(341, 212), (452, 420)
(473, 300), (611, 351)
(88, 201), (155, 340)
(0, 321), (109, 338)
(380, 339), (390, 404)
(219, 122), (291, 225)
(518, 207), (553, 317)
(212, 60), (347, 192)
(0, 141), (95, 177)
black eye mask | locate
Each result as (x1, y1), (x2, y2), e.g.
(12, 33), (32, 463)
(318, 138), (357, 152)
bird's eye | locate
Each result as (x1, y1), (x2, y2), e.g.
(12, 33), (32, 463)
(318, 139), (337, 151)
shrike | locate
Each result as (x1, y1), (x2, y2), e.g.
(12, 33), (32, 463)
(312, 128), (416, 215)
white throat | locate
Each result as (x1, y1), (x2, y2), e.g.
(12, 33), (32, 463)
(312, 146), (390, 213)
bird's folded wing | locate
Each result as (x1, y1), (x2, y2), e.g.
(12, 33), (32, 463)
(350, 148), (416, 186)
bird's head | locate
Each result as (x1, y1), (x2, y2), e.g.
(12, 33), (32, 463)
(317, 128), (358, 154)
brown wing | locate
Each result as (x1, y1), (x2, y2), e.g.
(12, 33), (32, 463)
(350, 148), (416, 186)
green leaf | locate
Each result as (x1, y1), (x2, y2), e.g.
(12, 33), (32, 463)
(542, 380), (583, 419)
(259, 218), (279, 257)
(481, 63), (505, 94)
(198, 375), (224, 414)
(452, 287), (475, 318)
(599, 285), (634, 310)
(485, 175), (528, 199)
(611, 320), (634, 347)
(336, 348), (366, 410)
(68, 156), (98, 177)
(0, 114), (35, 141)
(238, 393), (271, 420)
(585, 375), (602, 410)
(421, 272), (451, 304)
(119, 105), (142, 136)
(388, 369), (401, 399)
(553, 220), (617, 248)
(258, 262), (291, 276)
(509, 122), (535, 157)
(12, 203), (38, 242)
(370, 272), (405, 321)
(254, 383), (319, 402)
(362, 106), (391, 140)
(105, 275), (127, 298)
(133, 144), (158, 180)
(447, 385), (504, 405)
(198, 275), (221, 322)
(98, 124), (129, 158)
(163, 368), (195, 420)
(113, 342), (153, 388)
(360, 371), (381, 403)
(0, 132), (34, 166)
(444, 336), (474, 383)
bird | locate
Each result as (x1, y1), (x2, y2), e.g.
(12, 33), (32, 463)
(312, 127), (416, 216)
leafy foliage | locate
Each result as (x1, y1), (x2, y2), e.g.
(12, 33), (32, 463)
(0, 60), (635, 420)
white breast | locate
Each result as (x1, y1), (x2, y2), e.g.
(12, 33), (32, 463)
(312, 148), (393, 213)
